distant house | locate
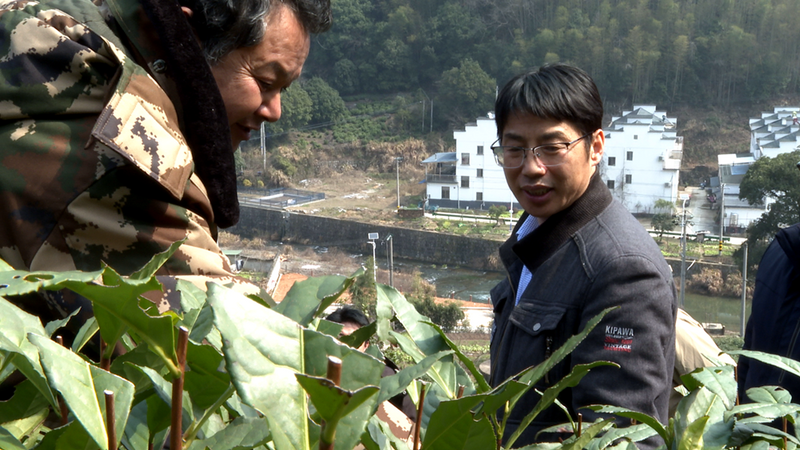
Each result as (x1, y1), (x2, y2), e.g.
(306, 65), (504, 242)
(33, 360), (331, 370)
(714, 106), (799, 233)
(601, 105), (683, 214)
(423, 107), (685, 212)
(421, 116), (517, 210)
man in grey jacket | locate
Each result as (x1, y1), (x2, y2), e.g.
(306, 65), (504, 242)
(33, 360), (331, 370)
(488, 64), (677, 448)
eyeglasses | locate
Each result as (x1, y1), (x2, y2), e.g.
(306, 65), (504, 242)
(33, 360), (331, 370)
(491, 134), (591, 168)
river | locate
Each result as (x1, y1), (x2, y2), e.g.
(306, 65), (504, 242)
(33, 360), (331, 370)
(391, 258), (750, 335)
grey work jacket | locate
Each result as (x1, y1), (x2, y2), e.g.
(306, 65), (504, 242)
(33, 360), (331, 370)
(489, 174), (677, 449)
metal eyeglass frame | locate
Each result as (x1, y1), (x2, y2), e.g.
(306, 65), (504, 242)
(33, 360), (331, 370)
(490, 133), (591, 168)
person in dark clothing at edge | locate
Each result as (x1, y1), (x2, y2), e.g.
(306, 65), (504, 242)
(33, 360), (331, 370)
(326, 306), (417, 421)
(739, 220), (800, 409)
(488, 63), (677, 448)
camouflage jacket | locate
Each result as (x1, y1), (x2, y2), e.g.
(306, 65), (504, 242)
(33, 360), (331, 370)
(0, 0), (258, 319)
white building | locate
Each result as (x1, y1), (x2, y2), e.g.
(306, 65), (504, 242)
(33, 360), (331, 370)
(422, 116), (516, 210)
(601, 105), (683, 213)
(714, 106), (799, 232)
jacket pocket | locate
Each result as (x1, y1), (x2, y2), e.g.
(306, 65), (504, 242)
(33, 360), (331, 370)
(509, 301), (567, 338)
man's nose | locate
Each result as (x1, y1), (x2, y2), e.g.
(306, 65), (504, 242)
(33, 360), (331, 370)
(520, 149), (547, 174)
(258, 91), (282, 123)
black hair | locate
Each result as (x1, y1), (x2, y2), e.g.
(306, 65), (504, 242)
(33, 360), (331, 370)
(326, 306), (369, 328)
(179, 0), (332, 63)
(495, 63), (603, 139)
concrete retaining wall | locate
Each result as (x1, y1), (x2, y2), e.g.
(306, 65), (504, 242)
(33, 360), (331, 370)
(228, 207), (504, 271)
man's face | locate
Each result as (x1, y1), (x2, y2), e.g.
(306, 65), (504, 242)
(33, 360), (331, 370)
(500, 113), (604, 223)
(210, 4), (310, 148)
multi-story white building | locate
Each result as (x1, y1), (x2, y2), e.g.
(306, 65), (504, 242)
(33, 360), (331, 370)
(423, 107), (685, 212)
(422, 116), (517, 210)
(714, 106), (799, 232)
(601, 105), (683, 214)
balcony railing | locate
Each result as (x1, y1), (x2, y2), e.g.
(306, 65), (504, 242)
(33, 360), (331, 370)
(426, 174), (457, 183)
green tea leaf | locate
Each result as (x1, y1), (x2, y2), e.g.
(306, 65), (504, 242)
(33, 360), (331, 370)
(29, 333), (107, 450)
(187, 416), (271, 450)
(422, 394), (495, 450)
(276, 275), (351, 326)
(209, 282), (310, 450)
(296, 374), (379, 421)
(506, 361), (617, 449)
(0, 427), (25, 450)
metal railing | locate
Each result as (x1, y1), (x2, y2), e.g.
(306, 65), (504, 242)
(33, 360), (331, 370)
(426, 174), (457, 183)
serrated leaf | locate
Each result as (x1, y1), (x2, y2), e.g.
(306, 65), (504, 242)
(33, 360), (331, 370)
(560, 419), (614, 450)
(588, 406), (668, 443)
(44, 307), (81, 338)
(584, 422), (656, 450)
(63, 266), (178, 376)
(0, 379), (49, 424)
(187, 416), (271, 450)
(71, 317), (99, 353)
(677, 416), (709, 450)
(731, 350), (800, 380)
(422, 394), (494, 450)
(726, 402), (800, 421)
(746, 386), (793, 404)
(0, 269), (102, 297)
(208, 283), (310, 450)
(129, 239), (186, 280)
(276, 275), (352, 326)
(296, 374), (379, 422)
(184, 341), (231, 410)
(681, 365), (736, 409)
(0, 297), (57, 409)
(506, 361), (617, 449)
(301, 329), (384, 450)
(377, 350), (453, 405)
(29, 333), (107, 450)
(428, 321), (492, 393)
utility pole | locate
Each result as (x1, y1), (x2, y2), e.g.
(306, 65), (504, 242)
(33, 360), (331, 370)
(740, 242), (748, 337)
(395, 157), (403, 208)
(679, 196), (688, 308)
(260, 122), (266, 173)
(719, 182), (725, 256)
(421, 89), (432, 133)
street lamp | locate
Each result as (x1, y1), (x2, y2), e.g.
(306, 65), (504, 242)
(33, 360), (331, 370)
(385, 234), (394, 287)
(368, 232), (378, 282)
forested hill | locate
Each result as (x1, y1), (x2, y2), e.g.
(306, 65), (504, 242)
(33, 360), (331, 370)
(302, 0), (800, 133)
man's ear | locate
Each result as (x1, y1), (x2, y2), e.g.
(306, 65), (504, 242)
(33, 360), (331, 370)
(589, 129), (605, 166)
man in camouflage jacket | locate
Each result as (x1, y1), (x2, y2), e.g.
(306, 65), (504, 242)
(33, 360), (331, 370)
(0, 0), (263, 322)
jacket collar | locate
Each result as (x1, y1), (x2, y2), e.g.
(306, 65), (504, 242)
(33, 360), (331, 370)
(104, 0), (239, 227)
(499, 171), (612, 272)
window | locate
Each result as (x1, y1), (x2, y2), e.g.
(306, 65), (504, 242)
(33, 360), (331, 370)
(625, 174), (632, 184)
(608, 156), (616, 167)
(476, 192), (483, 201)
(607, 180), (615, 189)
(461, 153), (470, 165)
(477, 168), (483, 178)
(461, 176), (470, 188)
(626, 151), (633, 161)
(441, 186), (450, 199)
(477, 145), (484, 155)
